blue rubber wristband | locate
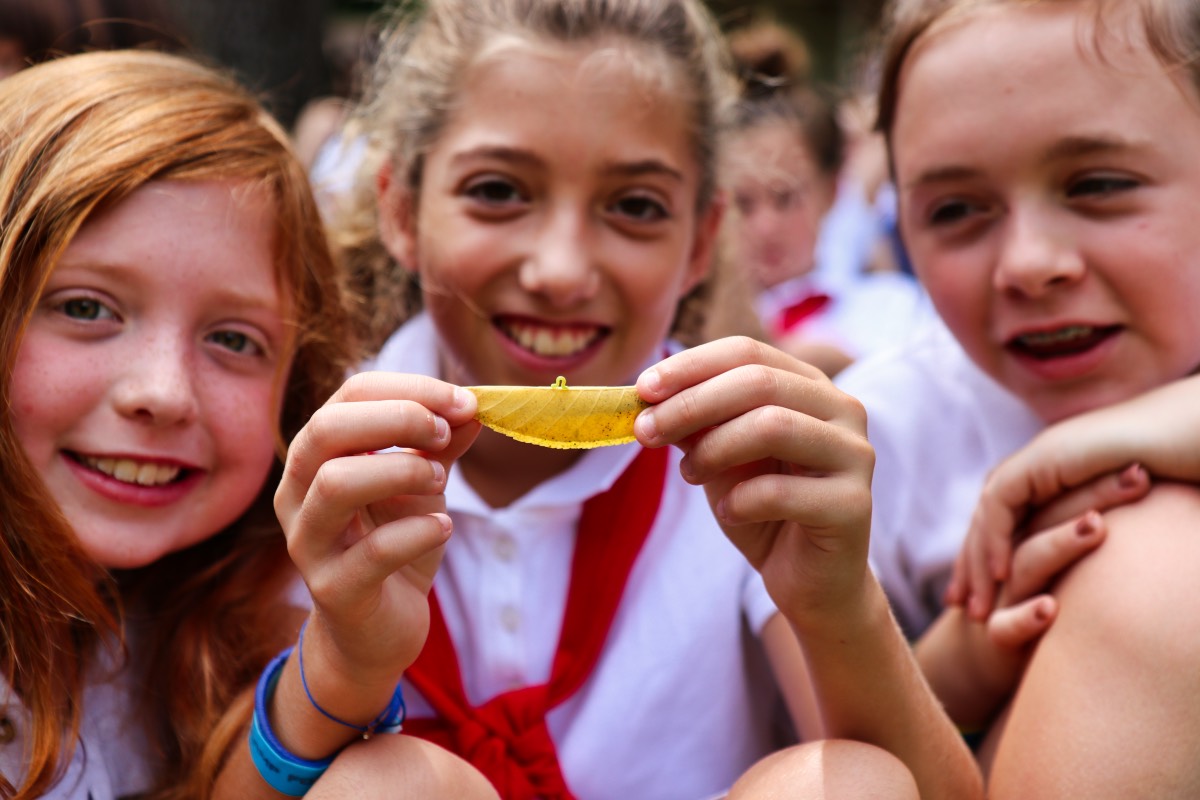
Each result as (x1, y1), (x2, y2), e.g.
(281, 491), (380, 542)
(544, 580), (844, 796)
(249, 647), (334, 797)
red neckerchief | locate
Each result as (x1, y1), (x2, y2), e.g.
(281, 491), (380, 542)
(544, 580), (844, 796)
(404, 446), (669, 799)
(773, 291), (832, 338)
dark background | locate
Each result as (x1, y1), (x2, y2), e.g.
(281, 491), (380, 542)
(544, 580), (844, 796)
(164, 0), (886, 130)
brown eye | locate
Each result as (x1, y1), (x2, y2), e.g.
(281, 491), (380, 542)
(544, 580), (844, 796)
(1067, 175), (1137, 199)
(928, 200), (973, 226)
(207, 330), (261, 355)
(466, 178), (523, 205)
(614, 195), (667, 222)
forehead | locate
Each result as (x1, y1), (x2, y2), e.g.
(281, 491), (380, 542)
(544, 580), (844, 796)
(726, 121), (818, 184)
(891, 2), (1199, 175)
(434, 34), (698, 170)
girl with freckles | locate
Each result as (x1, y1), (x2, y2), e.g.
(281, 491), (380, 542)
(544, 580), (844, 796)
(0, 50), (494, 799)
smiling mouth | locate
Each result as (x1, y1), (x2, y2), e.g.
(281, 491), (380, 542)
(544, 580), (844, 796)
(70, 453), (186, 487)
(1008, 325), (1120, 359)
(495, 316), (608, 358)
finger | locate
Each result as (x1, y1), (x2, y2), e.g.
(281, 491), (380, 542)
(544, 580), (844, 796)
(712, 472), (873, 575)
(327, 371), (478, 423)
(1023, 464), (1148, 532)
(1004, 510), (1106, 603)
(431, 418), (482, 472)
(277, 399), (465, 521)
(637, 337), (826, 405)
(955, 491), (1012, 623)
(637, 363), (863, 451)
(286, 452), (447, 565)
(943, 546), (970, 607)
(715, 471), (874, 533)
(678, 403), (873, 486)
(987, 595), (1057, 650)
(333, 512), (453, 599)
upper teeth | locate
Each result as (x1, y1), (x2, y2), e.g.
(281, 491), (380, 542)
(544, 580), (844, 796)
(1019, 326), (1093, 346)
(503, 322), (600, 357)
(83, 456), (181, 486)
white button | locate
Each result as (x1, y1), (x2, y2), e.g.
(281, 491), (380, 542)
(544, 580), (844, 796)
(500, 605), (521, 633)
(493, 534), (517, 561)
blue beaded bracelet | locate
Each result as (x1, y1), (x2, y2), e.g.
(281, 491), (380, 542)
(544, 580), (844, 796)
(248, 642), (407, 796)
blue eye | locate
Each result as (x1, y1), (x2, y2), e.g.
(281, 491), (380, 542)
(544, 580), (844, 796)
(207, 330), (261, 355)
(59, 297), (115, 321)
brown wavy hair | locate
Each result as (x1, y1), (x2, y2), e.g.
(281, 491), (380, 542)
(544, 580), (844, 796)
(0, 50), (356, 798)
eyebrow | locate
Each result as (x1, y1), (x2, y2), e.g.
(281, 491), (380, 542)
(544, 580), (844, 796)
(53, 260), (280, 311)
(1041, 134), (1145, 162)
(903, 134), (1149, 191)
(449, 146), (685, 183)
(901, 164), (981, 191)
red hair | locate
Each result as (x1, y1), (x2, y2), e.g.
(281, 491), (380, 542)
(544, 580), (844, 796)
(0, 50), (356, 798)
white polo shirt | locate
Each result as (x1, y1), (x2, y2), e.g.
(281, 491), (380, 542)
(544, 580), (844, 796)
(0, 645), (154, 799)
(835, 318), (1043, 639)
(366, 315), (784, 800)
(757, 271), (935, 363)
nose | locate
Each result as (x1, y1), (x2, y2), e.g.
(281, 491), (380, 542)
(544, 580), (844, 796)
(111, 334), (199, 427)
(993, 206), (1085, 298)
(518, 205), (600, 307)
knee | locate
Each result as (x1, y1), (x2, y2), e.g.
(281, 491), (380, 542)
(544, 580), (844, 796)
(309, 735), (499, 800)
(728, 740), (918, 800)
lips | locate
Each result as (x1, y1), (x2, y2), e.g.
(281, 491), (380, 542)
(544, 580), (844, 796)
(1007, 324), (1121, 359)
(495, 315), (608, 359)
(71, 452), (185, 487)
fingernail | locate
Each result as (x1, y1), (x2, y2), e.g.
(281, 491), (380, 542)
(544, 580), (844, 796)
(434, 415), (449, 441)
(452, 387), (471, 410)
(429, 459), (445, 484)
(1118, 463), (1145, 489)
(678, 457), (696, 483)
(641, 367), (662, 396)
(1076, 511), (1098, 537)
(635, 410), (660, 444)
(430, 511), (452, 535)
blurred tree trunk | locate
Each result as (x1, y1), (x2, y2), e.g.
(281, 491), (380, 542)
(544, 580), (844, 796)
(170, 0), (330, 129)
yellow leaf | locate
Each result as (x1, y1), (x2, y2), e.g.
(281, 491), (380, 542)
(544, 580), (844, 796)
(467, 376), (648, 449)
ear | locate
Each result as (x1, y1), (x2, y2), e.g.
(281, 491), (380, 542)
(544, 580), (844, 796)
(681, 190), (727, 296)
(377, 163), (418, 272)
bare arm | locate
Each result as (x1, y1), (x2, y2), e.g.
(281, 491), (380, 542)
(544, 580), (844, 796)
(213, 373), (481, 799)
(636, 336), (982, 800)
(985, 484), (1200, 798)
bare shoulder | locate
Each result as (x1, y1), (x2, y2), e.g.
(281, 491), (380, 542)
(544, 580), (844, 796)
(1055, 481), (1200, 647)
(983, 482), (1200, 799)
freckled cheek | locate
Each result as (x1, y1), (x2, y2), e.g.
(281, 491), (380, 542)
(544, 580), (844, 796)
(204, 382), (280, 483)
(10, 338), (107, 459)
